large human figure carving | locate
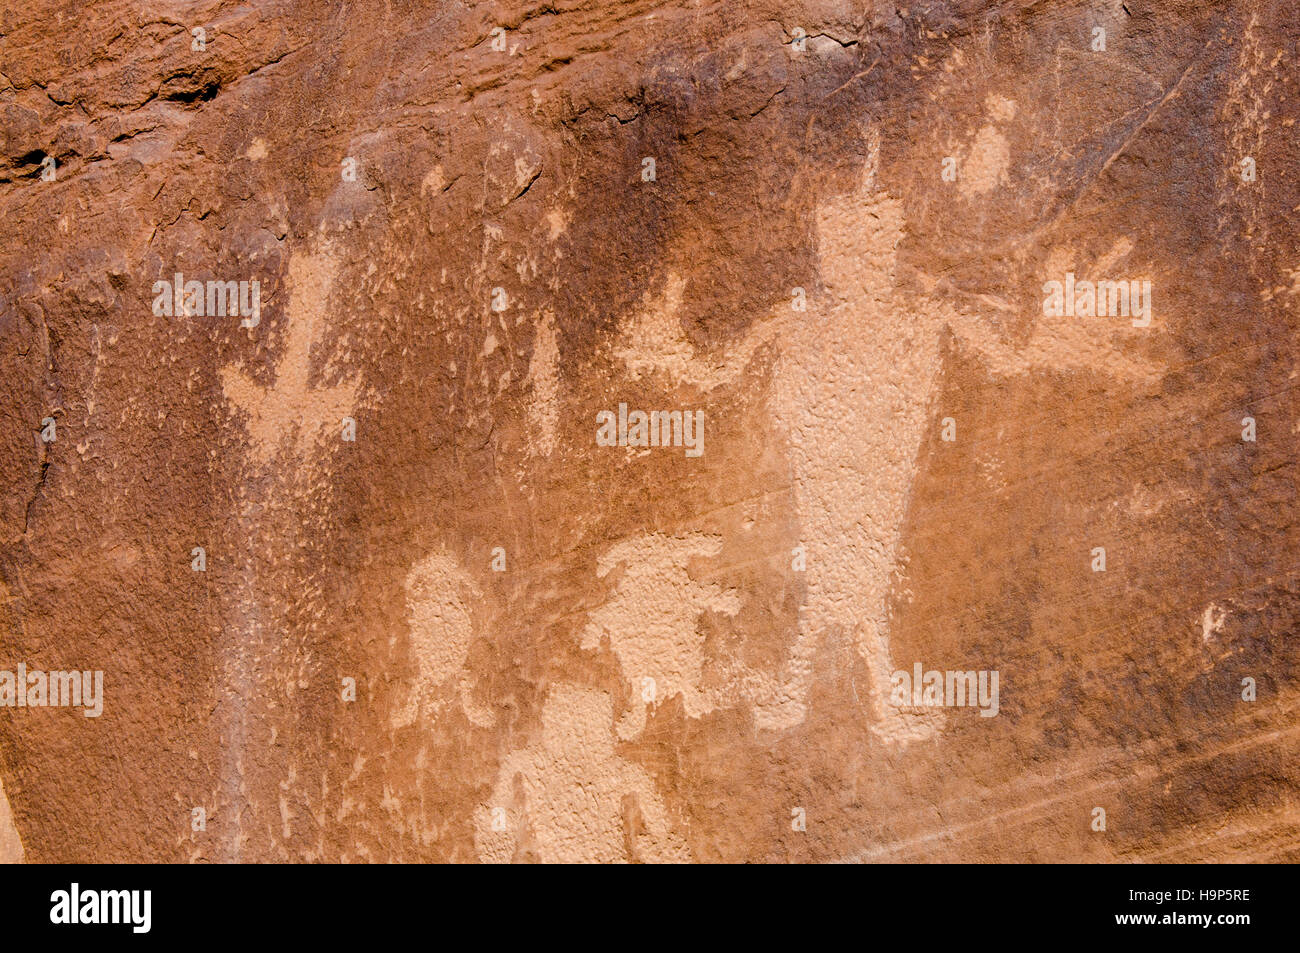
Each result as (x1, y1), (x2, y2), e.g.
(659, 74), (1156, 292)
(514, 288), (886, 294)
(611, 127), (1160, 744)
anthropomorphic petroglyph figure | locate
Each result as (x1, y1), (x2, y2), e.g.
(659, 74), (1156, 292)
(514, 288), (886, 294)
(579, 533), (739, 738)
(221, 244), (360, 466)
(214, 241), (366, 858)
(395, 549), (494, 729)
(580, 532), (823, 734)
(612, 123), (1160, 745)
(473, 682), (689, 863)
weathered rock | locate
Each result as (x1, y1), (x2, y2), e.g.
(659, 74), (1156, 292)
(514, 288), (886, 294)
(0, 0), (1296, 862)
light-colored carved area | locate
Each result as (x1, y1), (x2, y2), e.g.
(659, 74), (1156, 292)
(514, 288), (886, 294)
(0, 777), (21, 862)
(0, 0), (1296, 862)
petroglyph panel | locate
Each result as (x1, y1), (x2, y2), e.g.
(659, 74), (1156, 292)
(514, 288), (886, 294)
(0, 0), (1296, 864)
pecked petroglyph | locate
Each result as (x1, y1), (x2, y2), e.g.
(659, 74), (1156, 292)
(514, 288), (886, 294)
(221, 245), (361, 467)
(211, 242), (368, 859)
(5, 0), (1290, 868)
(0, 582), (25, 862)
(610, 130), (1164, 745)
(579, 532), (824, 734)
(473, 682), (689, 863)
(579, 533), (738, 739)
(525, 309), (561, 458)
(0, 775), (21, 863)
(957, 95), (1016, 197)
(394, 548), (494, 729)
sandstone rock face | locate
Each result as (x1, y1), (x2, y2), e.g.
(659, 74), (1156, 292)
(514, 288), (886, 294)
(0, 0), (1297, 863)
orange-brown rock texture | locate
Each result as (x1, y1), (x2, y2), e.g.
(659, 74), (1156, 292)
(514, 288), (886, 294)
(0, 0), (1297, 864)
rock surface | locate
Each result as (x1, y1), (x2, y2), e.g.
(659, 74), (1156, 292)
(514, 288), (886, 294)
(0, 0), (1297, 862)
